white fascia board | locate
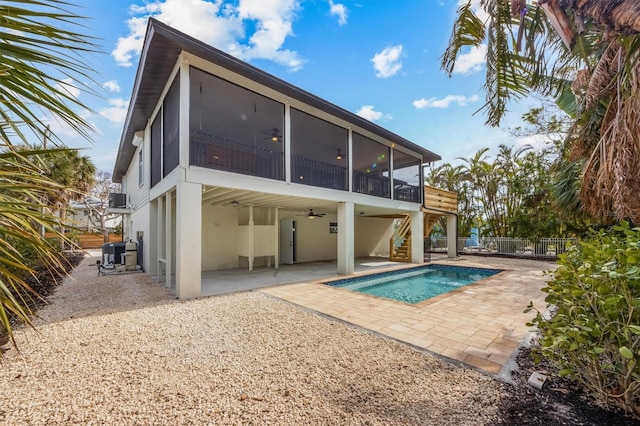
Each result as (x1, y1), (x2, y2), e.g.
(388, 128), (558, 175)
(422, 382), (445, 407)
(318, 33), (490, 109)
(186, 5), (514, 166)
(148, 166), (184, 201)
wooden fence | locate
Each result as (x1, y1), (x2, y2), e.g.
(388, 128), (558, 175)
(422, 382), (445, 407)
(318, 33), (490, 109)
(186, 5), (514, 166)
(77, 233), (123, 249)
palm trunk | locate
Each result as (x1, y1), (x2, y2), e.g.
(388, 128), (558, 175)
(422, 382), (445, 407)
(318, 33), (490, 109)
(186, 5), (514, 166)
(566, 0), (640, 33)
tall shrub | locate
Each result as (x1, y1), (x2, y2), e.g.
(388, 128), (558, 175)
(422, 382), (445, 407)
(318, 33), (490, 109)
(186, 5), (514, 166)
(529, 221), (640, 415)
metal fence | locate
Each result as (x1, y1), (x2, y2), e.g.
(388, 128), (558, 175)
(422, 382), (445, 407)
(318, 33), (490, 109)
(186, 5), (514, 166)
(429, 236), (577, 259)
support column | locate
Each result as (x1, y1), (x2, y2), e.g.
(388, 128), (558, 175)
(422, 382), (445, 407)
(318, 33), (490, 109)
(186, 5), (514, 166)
(447, 214), (457, 258)
(148, 199), (158, 276)
(284, 104), (291, 183)
(165, 192), (172, 289)
(410, 210), (424, 263)
(337, 202), (354, 275)
(248, 205), (254, 272)
(175, 181), (202, 299)
(266, 208), (272, 268)
(274, 207), (279, 269)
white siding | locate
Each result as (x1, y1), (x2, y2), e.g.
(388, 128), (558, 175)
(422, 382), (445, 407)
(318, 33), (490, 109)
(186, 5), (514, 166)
(125, 139), (150, 211)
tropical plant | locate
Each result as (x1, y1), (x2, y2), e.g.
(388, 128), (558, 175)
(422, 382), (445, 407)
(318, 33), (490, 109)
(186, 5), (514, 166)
(0, 1), (98, 349)
(428, 143), (579, 238)
(0, 0), (97, 145)
(425, 163), (475, 236)
(0, 146), (74, 347)
(442, 0), (640, 224)
(39, 149), (96, 246)
(528, 221), (640, 416)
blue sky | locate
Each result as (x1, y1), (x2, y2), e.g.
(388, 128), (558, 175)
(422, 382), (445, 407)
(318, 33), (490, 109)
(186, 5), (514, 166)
(59, 0), (538, 173)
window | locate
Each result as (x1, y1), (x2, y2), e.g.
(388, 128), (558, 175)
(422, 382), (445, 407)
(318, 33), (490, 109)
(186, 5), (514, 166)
(138, 150), (143, 187)
(393, 149), (421, 203)
(189, 67), (284, 180)
(290, 108), (348, 190)
(150, 114), (162, 188)
(352, 132), (390, 198)
(163, 75), (180, 177)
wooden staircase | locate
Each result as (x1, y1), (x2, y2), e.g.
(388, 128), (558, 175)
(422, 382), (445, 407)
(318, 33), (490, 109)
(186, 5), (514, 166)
(389, 214), (412, 262)
(424, 213), (440, 237)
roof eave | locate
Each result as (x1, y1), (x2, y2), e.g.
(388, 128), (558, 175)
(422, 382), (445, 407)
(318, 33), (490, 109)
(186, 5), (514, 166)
(113, 18), (441, 182)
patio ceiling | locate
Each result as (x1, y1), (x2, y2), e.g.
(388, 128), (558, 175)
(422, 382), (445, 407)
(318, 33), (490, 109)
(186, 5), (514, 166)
(201, 186), (407, 217)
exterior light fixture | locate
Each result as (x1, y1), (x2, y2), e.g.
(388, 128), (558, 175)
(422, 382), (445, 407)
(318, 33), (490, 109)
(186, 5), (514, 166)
(336, 149), (346, 160)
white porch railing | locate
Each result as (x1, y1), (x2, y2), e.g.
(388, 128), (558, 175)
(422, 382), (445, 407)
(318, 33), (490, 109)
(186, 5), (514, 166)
(428, 236), (577, 259)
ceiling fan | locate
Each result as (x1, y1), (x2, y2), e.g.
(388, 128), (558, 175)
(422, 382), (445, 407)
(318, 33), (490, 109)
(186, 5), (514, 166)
(306, 208), (326, 219)
(262, 127), (282, 143)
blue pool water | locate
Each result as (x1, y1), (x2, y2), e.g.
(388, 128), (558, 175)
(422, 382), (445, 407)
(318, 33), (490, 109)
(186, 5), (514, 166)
(325, 265), (502, 304)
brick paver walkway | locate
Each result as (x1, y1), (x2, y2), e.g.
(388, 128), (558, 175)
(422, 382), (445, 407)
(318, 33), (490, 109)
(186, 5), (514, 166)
(261, 256), (553, 375)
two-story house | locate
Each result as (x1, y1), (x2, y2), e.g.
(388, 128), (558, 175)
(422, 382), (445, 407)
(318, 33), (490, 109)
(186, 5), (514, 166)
(112, 19), (449, 299)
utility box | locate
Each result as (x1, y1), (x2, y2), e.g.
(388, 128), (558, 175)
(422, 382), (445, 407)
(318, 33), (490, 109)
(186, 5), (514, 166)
(109, 193), (127, 209)
(125, 241), (138, 271)
(102, 242), (126, 265)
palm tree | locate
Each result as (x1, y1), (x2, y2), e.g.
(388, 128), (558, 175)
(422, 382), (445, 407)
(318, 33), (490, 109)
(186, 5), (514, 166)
(425, 163), (477, 236)
(40, 149), (96, 246)
(442, 0), (640, 224)
(0, 146), (75, 347)
(0, 0), (97, 145)
(0, 1), (98, 349)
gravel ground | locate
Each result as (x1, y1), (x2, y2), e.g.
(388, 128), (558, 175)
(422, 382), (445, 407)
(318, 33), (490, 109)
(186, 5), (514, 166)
(0, 252), (509, 425)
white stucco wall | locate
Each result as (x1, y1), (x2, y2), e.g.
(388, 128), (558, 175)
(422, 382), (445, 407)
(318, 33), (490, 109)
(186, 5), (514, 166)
(354, 216), (394, 257)
(289, 213), (338, 263)
(201, 204), (239, 270)
(126, 202), (151, 269)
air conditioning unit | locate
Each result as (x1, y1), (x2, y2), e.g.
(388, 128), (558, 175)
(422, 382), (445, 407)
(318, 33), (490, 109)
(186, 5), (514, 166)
(109, 193), (127, 208)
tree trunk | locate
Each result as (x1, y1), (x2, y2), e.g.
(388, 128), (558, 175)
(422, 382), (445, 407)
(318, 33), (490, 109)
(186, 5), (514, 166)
(565, 0), (640, 33)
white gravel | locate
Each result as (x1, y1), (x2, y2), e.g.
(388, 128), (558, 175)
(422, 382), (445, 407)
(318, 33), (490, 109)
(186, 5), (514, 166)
(1, 252), (508, 425)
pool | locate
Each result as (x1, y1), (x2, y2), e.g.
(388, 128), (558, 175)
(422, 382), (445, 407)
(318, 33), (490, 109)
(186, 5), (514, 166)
(325, 264), (502, 304)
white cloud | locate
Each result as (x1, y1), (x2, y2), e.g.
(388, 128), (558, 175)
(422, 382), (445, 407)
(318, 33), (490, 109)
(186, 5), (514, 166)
(412, 95), (479, 109)
(112, 0), (304, 71)
(453, 43), (487, 74)
(99, 98), (130, 124)
(56, 78), (81, 100)
(103, 80), (121, 93)
(371, 45), (403, 78)
(355, 105), (391, 122)
(112, 16), (150, 67)
(329, 0), (348, 25)
(235, 0), (304, 70)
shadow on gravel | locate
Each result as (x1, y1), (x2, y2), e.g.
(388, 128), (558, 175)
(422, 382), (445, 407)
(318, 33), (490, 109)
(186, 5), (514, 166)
(25, 251), (177, 326)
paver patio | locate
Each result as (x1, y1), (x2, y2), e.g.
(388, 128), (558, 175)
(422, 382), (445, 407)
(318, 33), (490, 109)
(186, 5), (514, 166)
(261, 255), (555, 375)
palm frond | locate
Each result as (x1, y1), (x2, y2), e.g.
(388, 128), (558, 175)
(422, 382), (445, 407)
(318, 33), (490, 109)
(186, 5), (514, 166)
(441, 1), (486, 75)
(0, 0), (100, 145)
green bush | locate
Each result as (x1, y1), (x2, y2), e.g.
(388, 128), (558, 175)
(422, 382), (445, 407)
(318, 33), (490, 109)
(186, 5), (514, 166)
(529, 221), (640, 415)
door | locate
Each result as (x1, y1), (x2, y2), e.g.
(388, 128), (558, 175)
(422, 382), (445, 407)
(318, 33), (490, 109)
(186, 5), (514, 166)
(280, 218), (296, 264)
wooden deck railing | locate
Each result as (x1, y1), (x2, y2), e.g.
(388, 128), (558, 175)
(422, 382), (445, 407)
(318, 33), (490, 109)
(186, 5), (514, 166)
(423, 185), (457, 213)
